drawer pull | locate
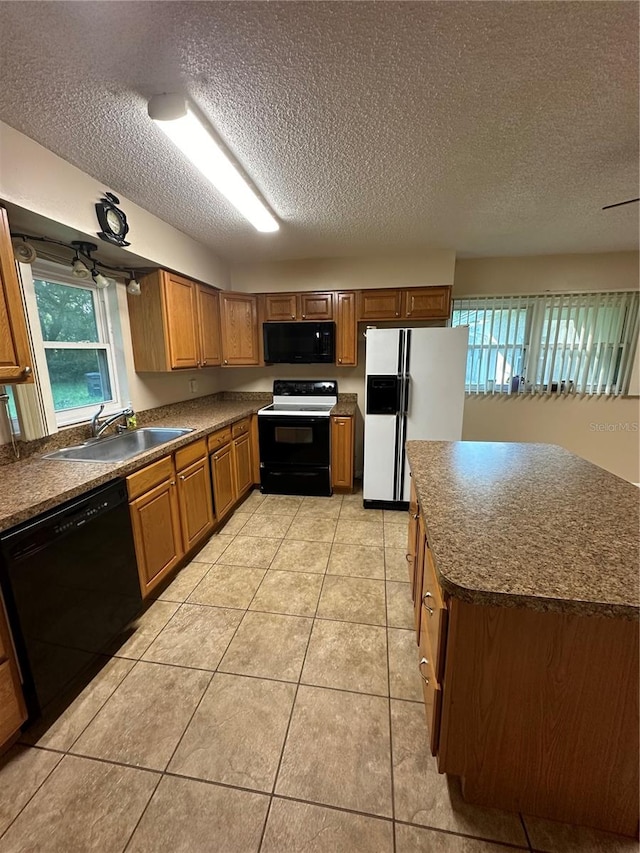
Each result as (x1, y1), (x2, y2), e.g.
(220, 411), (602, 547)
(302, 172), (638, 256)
(419, 657), (430, 685)
(422, 592), (434, 615)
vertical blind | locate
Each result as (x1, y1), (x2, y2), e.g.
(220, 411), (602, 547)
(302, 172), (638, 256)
(450, 291), (639, 396)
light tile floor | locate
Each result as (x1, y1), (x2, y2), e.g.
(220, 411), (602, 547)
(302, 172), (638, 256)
(1, 488), (637, 852)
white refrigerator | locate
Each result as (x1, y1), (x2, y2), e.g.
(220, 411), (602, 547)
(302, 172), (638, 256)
(363, 326), (469, 506)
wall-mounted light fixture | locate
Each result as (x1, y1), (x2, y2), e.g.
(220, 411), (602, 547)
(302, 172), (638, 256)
(127, 273), (141, 296)
(10, 233), (150, 291)
(148, 94), (279, 234)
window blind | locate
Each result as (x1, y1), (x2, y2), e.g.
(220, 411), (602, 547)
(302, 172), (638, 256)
(451, 291), (639, 396)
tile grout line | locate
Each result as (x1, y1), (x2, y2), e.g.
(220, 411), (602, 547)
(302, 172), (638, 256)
(519, 812), (534, 851)
(0, 745), (65, 843)
(264, 510), (334, 827)
(382, 524), (398, 853)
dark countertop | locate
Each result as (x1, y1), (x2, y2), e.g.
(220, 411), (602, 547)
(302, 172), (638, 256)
(0, 392), (359, 532)
(406, 440), (639, 620)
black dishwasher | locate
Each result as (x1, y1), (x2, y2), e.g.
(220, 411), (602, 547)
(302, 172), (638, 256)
(0, 478), (142, 720)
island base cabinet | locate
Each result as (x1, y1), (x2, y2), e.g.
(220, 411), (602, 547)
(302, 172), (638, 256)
(439, 599), (640, 836)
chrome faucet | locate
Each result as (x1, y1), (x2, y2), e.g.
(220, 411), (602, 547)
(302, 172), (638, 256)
(90, 404), (135, 439)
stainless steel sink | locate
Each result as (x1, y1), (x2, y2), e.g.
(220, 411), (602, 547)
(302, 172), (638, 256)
(43, 427), (195, 463)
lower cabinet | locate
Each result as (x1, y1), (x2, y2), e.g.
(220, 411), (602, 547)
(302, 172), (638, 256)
(233, 431), (253, 497)
(331, 415), (354, 491)
(0, 602), (27, 753)
(176, 441), (215, 551)
(210, 440), (236, 522)
(128, 473), (183, 597)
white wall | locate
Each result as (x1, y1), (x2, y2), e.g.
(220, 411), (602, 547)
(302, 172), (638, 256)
(0, 121), (229, 289)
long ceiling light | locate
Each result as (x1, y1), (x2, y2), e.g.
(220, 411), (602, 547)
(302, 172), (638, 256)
(148, 94), (279, 233)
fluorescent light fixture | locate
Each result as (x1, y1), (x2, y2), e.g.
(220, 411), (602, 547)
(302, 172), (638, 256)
(148, 94), (279, 233)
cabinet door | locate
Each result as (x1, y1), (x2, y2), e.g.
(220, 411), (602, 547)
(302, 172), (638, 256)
(358, 289), (402, 320)
(299, 292), (333, 320)
(331, 416), (354, 490)
(335, 291), (357, 367)
(210, 443), (236, 520)
(403, 286), (452, 320)
(407, 478), (420, 586)
(413, 515), (426, 640)
(264, 293), (297, 321)
(177, 456), (215, 551)
(0, 602), (27, 752)
(197, 285), (222, 367)
(163, 273), (199, 369)
(130, 478), (183, 596)
(220, 293), (260, 365)
(233, 433), (253, 497)
(0, 207), (33, 384)
(250, 414), (260, 485)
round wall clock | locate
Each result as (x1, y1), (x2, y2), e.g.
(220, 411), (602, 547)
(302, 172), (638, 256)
(96, 192), (130, 246)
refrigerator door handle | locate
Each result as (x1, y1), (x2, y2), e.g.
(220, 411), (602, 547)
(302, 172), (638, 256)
(404, 376), (410, 414)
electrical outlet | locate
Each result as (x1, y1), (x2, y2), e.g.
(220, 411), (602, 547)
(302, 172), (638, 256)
(189, 378), (198, 394)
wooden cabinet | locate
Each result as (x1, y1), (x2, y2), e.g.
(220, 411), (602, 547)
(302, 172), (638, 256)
(128, 459), (183, 597)
(219, 292), (260, 366)
(357, 286), (452, 321)
(250, 414), (260, 485)
(407, 478), (420, 585)
(263, 291), (333, 322)
(403, 286), (451, 319)
(176, 439), (214, 551)
(197, 284), (222, 367)
(335, 291), (357, 367)
(358, 289), (402, 320)
(210, 440), (236, 521)
(299, 292), (333, 320)
(127, 269), (221, 371)
(0, 207), (33, 384)
(233, 432), (253, 497)
(0, 595), (27, 752)
(331, 416), (354, 491)
(264, 293), (297, 321)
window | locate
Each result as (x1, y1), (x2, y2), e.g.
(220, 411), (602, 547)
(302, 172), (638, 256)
(451, 292), (639, 396)
(19, 260), (128, 431)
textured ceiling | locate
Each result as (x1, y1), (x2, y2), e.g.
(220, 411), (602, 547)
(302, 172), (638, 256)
(0, 1), (638, 263)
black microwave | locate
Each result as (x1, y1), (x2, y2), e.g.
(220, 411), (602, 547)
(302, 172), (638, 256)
(263, 322), (335, 364)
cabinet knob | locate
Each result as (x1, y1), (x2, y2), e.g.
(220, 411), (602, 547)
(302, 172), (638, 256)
(302, 314), (306, 319)
(418, 658), (430, 685)
(395, 312), (400, 317)
(224, 359), (228, 365)
(291, 314), (295, 319)
(338, 358), (342, 363)
(170, 480), (176, 486)
(23, 366), (32, 376)
(179, 475), (185, 480)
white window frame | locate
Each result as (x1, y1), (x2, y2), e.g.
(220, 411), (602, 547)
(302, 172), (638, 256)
(20, 260), (127, 432)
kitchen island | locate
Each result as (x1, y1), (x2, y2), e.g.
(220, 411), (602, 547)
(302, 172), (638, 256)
(406, 440), (639, 837)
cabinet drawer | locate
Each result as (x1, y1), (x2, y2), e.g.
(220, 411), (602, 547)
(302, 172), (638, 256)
(208, 427), (232, 453)
(232, 418), (250, 439)
(418, 647), (442, 757)
(175, 438), (207, 472)
(422, 547), (448, 684)
(127, 455), (175, 501)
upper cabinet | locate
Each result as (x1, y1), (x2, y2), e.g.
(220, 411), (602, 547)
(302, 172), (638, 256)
(263, 291), (333, 322)
(128, 269), (221, 371)
(358, 285), (452, 321)
(0, 207), (34, 384)
(335, 291), (358, 367)
(219, 292), (260, 366)
(403, 286), (451, 319)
